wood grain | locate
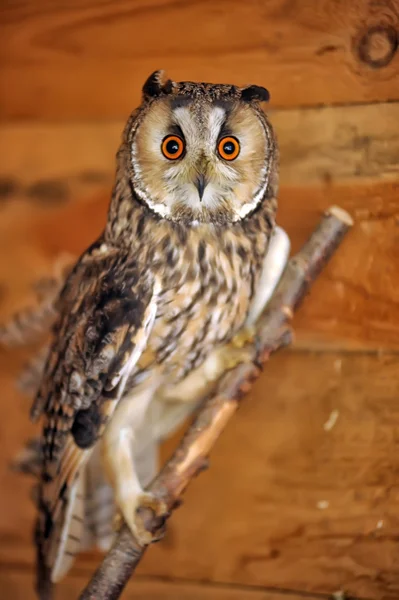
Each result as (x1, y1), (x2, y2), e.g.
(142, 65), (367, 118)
(1, 0), (399, 119)
(0, 570), (328, 600)
(0, 102), (398, 349)
(0, 95), (398, 597)
(1, 102), (398, 187)
(1, 350), (399, 599)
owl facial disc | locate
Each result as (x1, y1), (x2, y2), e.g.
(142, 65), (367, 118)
(128, 73), (276, 226)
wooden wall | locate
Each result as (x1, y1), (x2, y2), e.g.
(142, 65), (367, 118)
(1, 1), (399, 598)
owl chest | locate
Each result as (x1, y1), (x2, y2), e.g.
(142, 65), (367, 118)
(144, 244), (259, 380)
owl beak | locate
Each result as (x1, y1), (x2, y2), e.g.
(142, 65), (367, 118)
(195, 174), (208, 201)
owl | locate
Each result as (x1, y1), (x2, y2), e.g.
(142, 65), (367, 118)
(23, 70), (290, 593)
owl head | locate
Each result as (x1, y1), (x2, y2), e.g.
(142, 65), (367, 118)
(122, 70), (278, 226)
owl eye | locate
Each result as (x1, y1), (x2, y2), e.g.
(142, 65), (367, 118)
(161, 135), (185, 160)
(217, 136), (240, 161)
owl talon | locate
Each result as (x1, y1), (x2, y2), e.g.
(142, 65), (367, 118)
(132, 492), (169, 546)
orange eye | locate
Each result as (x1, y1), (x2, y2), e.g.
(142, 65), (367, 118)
(161, 135), (185, 160)
(217, 136), (240, 161)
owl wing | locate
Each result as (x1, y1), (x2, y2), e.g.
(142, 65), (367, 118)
(33, 246), (159, 585)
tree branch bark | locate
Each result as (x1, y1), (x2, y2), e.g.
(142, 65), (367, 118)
(79, 205), (353, 600)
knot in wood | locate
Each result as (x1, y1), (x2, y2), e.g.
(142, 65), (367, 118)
(357, 25), (398, 68)
(0, 177), (18, 201)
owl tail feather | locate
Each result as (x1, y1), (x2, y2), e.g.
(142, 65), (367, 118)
(47, 469), (87, 583)
(13, 436), (159, 583)
(35, 548), (53, 600)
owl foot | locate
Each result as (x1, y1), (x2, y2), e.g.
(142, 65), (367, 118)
(231, 325), (256, 349)
(131, 492), (169, 546)
(218, 344), (253, 373)
(211, 325), (255, 372)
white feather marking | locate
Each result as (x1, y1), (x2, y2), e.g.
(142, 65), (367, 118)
(246, 226), (290, 326)
(208, 106), (226, 145)
(135, 188), (172, 219)
(51, 472), (86, 583)
(173, 106), (200, 142)
(83, 445), (116, 552)
(236, 169), (269, 220)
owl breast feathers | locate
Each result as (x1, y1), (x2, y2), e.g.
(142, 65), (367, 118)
(32, 70), (279, 592)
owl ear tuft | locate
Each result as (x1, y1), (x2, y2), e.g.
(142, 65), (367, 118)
(240, 85), (270, 103)
(142, 70), (174, 99)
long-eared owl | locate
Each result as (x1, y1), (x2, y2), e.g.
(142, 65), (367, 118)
(30, 70), (286, 591)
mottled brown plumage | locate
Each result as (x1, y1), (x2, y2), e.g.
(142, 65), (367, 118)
(32, 70), (279, 592)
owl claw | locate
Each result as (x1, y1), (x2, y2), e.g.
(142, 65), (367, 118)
(132, 492), (169, 546)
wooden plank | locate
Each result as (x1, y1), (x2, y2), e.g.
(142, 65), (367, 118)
(0, 570), (327, 600)
(1, 102), (398, 186)
(4, 181), (399, 352)
(0, 102), (398, 349)
(1, 351), (399, 599)
(1, 0), (399, 119)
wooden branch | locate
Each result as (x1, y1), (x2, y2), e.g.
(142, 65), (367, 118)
(79, 206), (353, 600)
